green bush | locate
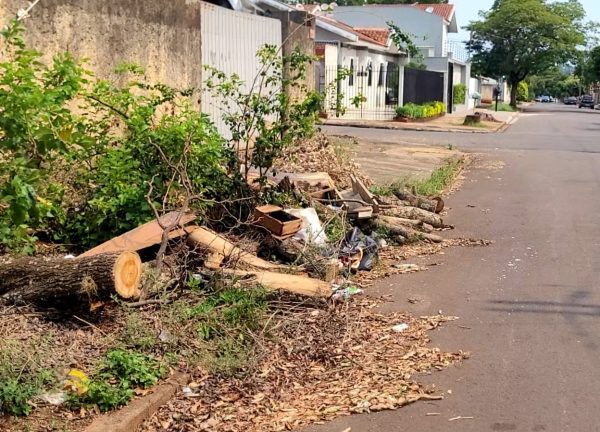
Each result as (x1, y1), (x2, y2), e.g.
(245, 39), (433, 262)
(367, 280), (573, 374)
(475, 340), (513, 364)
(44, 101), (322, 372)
(517, 81), (530, 102)
(453, 83), (467, 105)
(396, 101), (446, 119)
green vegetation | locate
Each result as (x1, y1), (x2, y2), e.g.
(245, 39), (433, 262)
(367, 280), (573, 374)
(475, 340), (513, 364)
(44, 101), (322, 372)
(0, 340), (57, 416)
(517, 81), (530, 102)
(453, 83), (467, 105)
(400, 159), (463, 197)
(493, 102), (517, 112)
(396, 101), (446, 120)
(468, 0), (589, 107)
(1, 21), (324, 253)
(68, 350), (165, 412)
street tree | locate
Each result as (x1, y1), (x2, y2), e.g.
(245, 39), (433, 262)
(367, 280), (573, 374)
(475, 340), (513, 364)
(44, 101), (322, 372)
(467, 0), (587, 107)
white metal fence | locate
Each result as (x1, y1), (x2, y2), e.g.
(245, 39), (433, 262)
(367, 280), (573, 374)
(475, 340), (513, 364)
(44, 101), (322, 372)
(200, 3), (282, 137)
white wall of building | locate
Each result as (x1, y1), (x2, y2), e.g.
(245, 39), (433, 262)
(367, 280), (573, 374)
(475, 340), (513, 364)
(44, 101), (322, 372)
(333, 6), (445, 58)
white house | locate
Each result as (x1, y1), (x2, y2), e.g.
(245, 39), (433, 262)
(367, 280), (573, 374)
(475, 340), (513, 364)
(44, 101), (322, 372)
(331, 3), (471, 113)
(298, 6), (408, 120)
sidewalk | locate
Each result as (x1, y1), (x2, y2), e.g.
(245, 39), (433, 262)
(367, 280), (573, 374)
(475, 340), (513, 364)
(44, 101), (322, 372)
(322, 109), (519, 134)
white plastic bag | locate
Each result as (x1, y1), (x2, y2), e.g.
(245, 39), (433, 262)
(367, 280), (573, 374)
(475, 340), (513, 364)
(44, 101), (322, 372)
(285, 208), (327, 245)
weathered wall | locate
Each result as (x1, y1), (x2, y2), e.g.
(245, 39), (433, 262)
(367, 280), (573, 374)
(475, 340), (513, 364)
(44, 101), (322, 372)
(1, 0), (203, 89)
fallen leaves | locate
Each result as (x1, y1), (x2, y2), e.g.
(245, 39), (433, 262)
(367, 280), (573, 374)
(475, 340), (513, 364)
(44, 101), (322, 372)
(141, 299), (468, 432)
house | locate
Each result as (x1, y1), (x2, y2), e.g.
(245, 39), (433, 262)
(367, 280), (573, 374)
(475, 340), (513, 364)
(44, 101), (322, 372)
(331, 3), (471, 113)
(297, 5), (408, 120)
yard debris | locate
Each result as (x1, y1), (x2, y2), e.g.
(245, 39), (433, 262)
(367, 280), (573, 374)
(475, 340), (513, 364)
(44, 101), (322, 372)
(254, 205), (303, 238)
(286, 208), (328, 245)
(0, 251), (142, 304)
(140, 299), (468, 432)
(80, 211), (196, 258)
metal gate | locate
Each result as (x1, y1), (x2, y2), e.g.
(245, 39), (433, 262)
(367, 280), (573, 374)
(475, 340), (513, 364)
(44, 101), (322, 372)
(319, 65), (399, 120)
(402, 68), (445, 106)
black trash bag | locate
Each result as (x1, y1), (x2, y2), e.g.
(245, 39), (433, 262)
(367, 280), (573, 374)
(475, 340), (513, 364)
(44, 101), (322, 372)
(340, 227), (379, 271)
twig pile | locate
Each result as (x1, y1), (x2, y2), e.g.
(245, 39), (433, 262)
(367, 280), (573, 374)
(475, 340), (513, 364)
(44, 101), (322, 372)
(141, 298), (468, 432)
(273, 134), (371, 190)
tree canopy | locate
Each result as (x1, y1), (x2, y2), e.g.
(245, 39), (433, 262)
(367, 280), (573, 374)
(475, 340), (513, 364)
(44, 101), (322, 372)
(467, 0), (587, 106)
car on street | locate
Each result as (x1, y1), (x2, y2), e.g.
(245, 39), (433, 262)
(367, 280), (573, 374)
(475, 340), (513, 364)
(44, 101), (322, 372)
(535, 96), (542, 102)
(564, 96), (577, 105)
(540, 96), (550, 103)
(579, 95), (595, 109)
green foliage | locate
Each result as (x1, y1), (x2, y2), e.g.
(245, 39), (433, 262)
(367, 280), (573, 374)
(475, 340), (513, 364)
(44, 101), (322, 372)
(205, 45), (320, 181)
(517, 81), (530, 101)
(396, 101), (446, 119)
(0, 21), (89, 252)
(0, 340), (57, 416)
(453, 83), (467, 105)
(119, 311), (157, 350)
(400, 159), (463, 196)
(387, 22), (421, 59)
(493, 102), (517, 112)
(468, 0), (587, 106)
(69, 349), (164, 412)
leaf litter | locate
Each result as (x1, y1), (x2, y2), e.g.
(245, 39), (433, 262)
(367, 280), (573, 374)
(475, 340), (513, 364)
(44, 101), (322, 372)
(141, 298), (469, 432)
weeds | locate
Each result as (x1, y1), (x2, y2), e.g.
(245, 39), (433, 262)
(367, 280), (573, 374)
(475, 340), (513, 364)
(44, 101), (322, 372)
(401, 159), (463, 196)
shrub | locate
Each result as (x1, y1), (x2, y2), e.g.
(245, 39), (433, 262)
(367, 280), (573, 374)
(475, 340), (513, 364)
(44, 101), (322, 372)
(396, 101), (445, 119)
(453, 83), (467, 105)
(517, 81), (530, 102)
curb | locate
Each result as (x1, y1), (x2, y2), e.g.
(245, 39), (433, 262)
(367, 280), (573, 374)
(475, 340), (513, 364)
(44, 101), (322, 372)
(84, 372), (189, 432)
(321, 121), (495, 134)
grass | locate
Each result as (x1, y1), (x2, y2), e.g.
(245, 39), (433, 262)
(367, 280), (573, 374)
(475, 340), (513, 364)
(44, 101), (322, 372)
(407, 158), (463, 196)
(370, 158), (464, 200)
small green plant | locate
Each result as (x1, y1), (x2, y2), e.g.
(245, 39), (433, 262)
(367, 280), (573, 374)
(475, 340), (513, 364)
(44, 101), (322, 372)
(396, 101), (446, 120)
(517, 81), (530, 102)
(119, 311), (157, 350)
(369, 184), (394, 197)
(493, 102), (517, 112)
(0, 379), (39, 416)
(453, 83), (467, 105)
(68, 349), (165, 412)
(400, 159), (463, 196)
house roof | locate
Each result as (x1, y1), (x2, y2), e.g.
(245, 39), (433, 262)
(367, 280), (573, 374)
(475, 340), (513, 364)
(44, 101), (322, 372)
(353, 28), (390, 46)
(413, 3), (455, 23)
(317, 15), (389, 47)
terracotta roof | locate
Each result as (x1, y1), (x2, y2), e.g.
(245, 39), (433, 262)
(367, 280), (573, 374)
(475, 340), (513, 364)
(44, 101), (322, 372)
(413, 3), (455, 23)
(354, 28), (390, 46)
(317, 15), (389, 47)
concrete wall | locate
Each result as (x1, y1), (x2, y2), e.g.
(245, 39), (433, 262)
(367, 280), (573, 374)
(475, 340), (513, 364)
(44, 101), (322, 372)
(333, 6), (444, 57)
(1, 0), (204, 89)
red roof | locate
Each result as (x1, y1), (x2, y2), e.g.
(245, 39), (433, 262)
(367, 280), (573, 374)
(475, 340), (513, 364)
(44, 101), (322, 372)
(413, 4), (455, 23)
(354, 28), (390, 46)
(318, 15), (389, 47)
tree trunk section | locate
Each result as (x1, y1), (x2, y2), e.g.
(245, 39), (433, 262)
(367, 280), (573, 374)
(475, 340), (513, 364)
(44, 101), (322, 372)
(383, 206), (446, 228)
(374, 216), (443, 243)
(224, 269), (330, 298)
(393, 190), (444, 213)
(510, 82), (518, 108)
(0, 251), (142, 304)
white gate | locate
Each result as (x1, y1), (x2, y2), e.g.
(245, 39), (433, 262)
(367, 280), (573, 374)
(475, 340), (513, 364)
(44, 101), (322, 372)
(200, 3), (282, 136)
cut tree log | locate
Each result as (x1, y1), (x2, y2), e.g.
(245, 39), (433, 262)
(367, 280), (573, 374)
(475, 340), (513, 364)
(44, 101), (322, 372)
(80, 211), (196, 258)
(393, 190), (444, 214)
(225, 269), (330, 297)
(383, 206), (447, 228)
(373, 217), (443, 243)
(187, 227), (284, 271)
(0, 251), (142, 304)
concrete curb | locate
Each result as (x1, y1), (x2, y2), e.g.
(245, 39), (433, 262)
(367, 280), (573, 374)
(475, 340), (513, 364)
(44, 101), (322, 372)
(321, 120), (505, 135)
(84, 372), (189, 432)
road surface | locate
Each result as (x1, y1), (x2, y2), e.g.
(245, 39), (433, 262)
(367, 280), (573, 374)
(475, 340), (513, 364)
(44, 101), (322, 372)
(307, 104), (600, 432)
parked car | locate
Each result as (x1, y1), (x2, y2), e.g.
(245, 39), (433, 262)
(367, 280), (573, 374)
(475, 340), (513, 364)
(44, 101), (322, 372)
(541, 96), (550, 103)
(579, 95), (595, 109)
(564, 96), (577, 105)
(535, 96), (542, 102)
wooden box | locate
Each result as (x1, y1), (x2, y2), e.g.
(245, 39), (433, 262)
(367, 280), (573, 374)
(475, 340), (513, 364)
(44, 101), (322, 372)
(254, 205), (303, 237)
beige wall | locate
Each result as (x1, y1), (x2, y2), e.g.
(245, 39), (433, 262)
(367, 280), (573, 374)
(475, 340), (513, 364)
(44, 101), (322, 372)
(1, 0), (203, 89)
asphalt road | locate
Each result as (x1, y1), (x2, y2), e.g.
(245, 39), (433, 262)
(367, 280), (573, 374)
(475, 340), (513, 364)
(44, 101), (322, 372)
(307, 103), (600, 432)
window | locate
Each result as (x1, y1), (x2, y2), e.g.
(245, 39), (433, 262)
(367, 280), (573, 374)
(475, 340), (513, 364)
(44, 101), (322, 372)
(378, 63), (385, 87)
(367, 61), (373, 87)
(349, 58), (354, 87)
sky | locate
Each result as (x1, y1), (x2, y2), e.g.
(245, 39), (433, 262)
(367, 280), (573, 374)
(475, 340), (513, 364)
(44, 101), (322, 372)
(451, 0), (600, 42)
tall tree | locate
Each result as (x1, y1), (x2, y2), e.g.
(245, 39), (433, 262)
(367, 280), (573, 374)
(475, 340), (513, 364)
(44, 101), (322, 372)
(467, 0), (586, 107)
